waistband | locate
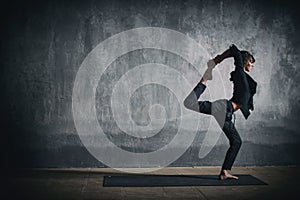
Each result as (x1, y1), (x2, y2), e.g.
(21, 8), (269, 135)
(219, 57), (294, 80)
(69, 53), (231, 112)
(226, 100), (234, 113)
(226, 100), (235, 124)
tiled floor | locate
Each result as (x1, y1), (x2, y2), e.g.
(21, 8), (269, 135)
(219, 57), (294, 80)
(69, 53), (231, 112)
(4, 166), (300, 200)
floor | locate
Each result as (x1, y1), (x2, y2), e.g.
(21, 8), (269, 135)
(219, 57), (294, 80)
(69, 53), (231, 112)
(3, 166), (300, 200)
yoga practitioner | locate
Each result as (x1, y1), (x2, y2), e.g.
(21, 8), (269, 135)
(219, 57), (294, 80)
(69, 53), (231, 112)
(184, 44), (257, 180)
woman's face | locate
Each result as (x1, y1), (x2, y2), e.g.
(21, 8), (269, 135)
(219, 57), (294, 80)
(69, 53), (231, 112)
(244, 59), (254, 72)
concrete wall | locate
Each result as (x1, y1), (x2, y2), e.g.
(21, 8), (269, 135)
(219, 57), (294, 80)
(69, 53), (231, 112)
(1, 0), (300, 168)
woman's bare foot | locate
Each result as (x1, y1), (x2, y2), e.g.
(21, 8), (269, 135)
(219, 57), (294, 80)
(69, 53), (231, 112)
(219, 169), (239, 180)
(202, 60), (216, 81)
(200, 78), (207, 84)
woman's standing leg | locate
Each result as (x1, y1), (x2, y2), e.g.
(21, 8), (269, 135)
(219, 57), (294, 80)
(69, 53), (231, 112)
(219, 121), (242, 180)
(222, 121), (242, 168)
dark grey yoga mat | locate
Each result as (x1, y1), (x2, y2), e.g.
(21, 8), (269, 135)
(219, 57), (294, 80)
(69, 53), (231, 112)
(103, 174), (267, 187)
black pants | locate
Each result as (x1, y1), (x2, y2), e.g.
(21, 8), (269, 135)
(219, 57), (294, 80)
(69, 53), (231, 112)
(184, 82), (242, 170)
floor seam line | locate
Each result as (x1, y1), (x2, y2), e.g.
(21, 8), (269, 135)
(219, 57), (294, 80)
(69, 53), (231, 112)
(195, 187), (209, 200)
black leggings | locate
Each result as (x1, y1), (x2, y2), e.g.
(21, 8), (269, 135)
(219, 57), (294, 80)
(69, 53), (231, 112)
(184, 82), (242, 170)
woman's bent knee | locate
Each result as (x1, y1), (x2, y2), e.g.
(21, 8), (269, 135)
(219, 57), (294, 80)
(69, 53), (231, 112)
(184, 98), (199, 111)
(233, 139), (242, 149)
(183, 98), (192, 109)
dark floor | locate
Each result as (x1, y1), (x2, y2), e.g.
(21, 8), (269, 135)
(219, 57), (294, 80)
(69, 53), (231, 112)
(2, 166), (300, 200)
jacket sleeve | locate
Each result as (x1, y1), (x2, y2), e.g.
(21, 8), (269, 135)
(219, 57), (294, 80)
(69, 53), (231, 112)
(229, 44), (243, 70)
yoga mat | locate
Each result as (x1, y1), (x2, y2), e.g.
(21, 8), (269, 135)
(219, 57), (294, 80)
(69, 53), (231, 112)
(103, 174), (267, 187)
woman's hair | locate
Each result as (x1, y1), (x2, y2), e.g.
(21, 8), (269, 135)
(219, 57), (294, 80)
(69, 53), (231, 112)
(241, 50), (255, 64)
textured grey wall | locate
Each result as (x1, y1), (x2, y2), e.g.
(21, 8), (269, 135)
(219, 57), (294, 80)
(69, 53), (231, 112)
(1, 0), (300, 168)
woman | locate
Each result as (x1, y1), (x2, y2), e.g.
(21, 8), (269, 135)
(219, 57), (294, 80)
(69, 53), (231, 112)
(184, 44), (257, 180)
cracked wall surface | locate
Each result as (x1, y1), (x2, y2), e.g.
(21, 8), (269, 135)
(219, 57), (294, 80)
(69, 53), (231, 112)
(1, 0), (300, 168)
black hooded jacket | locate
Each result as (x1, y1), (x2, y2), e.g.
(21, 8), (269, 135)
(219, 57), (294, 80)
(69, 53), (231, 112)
(228, 44), (257, 119)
